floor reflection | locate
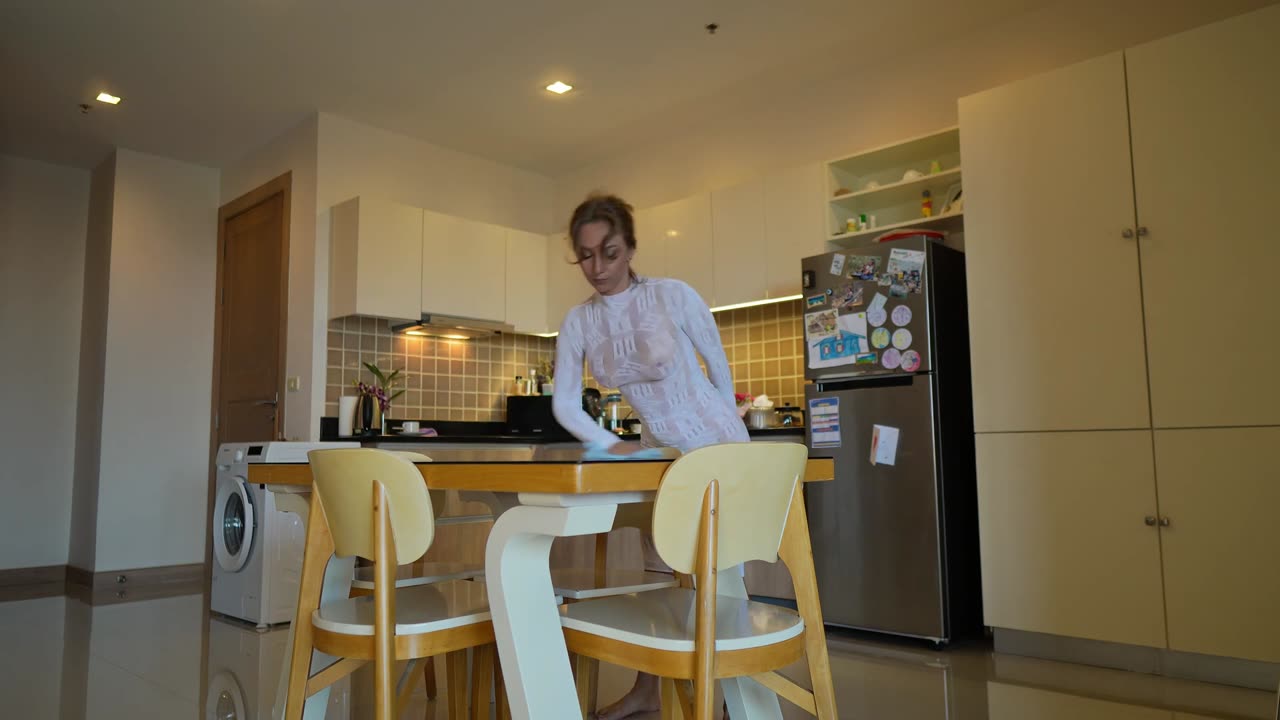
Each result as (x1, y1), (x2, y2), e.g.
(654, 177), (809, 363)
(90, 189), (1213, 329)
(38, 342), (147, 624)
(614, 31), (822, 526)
(0, 591), (1274, 719)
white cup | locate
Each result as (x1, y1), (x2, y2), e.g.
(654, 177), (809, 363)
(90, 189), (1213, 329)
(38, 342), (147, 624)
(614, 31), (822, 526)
(338, 396), (358, 436)
(401, 420), (420, 434)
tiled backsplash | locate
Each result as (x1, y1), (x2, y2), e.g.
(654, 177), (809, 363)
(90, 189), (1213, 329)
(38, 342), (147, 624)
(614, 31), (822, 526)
(325, 298), (806, 423)
(325, 317), (555, 422)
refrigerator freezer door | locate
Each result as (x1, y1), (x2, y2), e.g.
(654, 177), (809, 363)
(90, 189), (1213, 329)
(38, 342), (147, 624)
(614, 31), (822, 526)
(801, 238), (934, 381)
(804, 375), (947, 640)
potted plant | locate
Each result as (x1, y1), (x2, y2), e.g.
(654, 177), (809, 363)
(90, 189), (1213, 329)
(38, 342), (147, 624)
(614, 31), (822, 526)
(353, 362), (404, 435)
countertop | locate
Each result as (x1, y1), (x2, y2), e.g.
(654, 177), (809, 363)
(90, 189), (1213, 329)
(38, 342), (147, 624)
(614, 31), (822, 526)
(319, 417), (805, 444)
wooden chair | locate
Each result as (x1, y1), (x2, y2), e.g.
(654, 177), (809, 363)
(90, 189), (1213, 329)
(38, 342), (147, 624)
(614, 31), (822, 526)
(559, 442), (835, 719)
(284, 448), (501, 720)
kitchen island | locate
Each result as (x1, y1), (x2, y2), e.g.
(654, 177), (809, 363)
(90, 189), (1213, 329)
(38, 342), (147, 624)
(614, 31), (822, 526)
(254, 446), (836, 720)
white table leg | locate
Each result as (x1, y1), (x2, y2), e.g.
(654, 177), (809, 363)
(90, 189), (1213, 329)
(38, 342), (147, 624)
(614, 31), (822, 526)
(485, 493), (639, 720)
(269, 488), (354, 720)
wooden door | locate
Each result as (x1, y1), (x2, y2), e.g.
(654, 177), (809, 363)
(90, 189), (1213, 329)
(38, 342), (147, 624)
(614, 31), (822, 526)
(975, 430), (1166, 647)
(214, 175), (289, 444)
(764, 163), (825, 299)
(504, 229), (548, 334)
(959, 52), (1151, 433)
(712, 179), (767, 308)
(1154, 427), (1280, 663)
(1126, 5), (1280, 429)
(421, 211), (506, 321)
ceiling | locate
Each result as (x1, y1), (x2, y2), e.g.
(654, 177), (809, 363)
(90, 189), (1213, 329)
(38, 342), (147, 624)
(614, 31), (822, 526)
(1, 0), (1050, 176)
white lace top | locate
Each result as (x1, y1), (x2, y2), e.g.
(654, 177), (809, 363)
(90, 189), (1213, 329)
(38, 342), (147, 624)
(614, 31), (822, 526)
(552, 277), (749, 453)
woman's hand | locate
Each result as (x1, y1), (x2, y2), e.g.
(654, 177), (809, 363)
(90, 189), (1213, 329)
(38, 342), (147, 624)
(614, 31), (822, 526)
(607, 441), (647, 456)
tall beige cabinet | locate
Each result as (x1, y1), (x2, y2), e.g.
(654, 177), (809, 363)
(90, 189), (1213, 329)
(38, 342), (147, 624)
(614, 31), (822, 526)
(960, 4), (1280, 667)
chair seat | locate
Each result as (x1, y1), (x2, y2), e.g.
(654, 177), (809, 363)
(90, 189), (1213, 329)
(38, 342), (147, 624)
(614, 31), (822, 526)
(559, 587), (804, 653)
(551, 568), (679, 600)
(314, 579), (490, 636)
(349, 561), (483, 589)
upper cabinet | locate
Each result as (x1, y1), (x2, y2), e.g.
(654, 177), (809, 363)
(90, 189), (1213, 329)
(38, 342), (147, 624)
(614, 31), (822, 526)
(504, 230), (548, 334)
(631, 206), (666, 280)
(763, 163), (825, 298)
(328, 196), (423, 321)
(546, 232), (589, 331)
(1126, 4), (1280, 429)
(421, 210), (506, 321)
(711, 180), (767, 308)
(959, 53), (1151, 433)
(643, 195), (715, 305)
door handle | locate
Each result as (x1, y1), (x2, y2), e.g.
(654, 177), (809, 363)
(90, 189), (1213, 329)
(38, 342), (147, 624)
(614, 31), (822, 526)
(1137, 226), (1150, 237)
(1144, 516), (1157, 527)
(252, 399), (278, 407)
(1122, 228), (1135, 239)
(1159, 516), (1171, 527)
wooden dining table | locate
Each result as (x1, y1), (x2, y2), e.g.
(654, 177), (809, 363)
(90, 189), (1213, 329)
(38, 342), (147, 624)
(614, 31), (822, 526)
(252, 446), (838, 720)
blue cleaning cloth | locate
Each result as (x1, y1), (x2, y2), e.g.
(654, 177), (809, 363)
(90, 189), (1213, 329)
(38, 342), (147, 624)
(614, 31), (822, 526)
(581, 443), (667, 461)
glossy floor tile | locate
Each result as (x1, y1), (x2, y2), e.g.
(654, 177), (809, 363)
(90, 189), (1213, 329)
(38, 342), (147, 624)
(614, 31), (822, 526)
(1, 591), (1275, 719)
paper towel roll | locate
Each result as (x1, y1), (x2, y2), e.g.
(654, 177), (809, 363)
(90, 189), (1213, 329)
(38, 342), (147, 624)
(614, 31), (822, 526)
(338, 396), (358, 437)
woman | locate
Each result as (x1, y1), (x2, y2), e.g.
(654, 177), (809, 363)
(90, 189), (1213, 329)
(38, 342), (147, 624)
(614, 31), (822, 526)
(552, 194), (748, 719)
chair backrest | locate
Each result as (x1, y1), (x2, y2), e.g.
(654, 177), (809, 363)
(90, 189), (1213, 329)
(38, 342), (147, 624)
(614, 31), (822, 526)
(308, 448), (435, 565)
(651, 442), (807, 574)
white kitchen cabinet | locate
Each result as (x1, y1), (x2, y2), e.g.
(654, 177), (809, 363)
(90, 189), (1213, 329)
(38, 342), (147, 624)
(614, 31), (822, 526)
(630, 206), (666, 280)
(959, 52), (1151, 433)
(1154, 427), (1280, 663)
(763, 163), (824, 299)
(545, 233), (590, 332)
(421, 210), (506, 321)
(328, 196), (423, 321)
(1126, 4), (1280, 429)
(648, 195), (715, 304)
(711, 179), (766, 308)
(975, 431), (1166, 648)
(504, 229), (548, 334)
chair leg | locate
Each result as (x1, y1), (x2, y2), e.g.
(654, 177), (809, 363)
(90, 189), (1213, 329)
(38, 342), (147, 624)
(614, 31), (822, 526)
(494, 648), (511, 720)
(692, 481), (719, 720)
(574, 653), (599, 718)
(284, 493), (335, 720)
(660, 678), (685, 720)
(778, 487), (838, 719)
(445, 649), (469, 720)
(424, 656), (438, 700)
(470, 645), (496, 720)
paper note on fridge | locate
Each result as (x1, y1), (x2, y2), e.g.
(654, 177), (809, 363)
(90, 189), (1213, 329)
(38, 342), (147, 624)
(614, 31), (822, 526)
(808, 397), (842, 448)
(869, 424), (900, 466)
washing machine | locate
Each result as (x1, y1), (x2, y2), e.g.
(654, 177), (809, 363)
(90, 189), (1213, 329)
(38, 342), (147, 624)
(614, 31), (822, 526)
(211, 441), (357, 627)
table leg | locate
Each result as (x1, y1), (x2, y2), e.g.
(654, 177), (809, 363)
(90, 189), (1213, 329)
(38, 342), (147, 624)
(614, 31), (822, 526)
(778, 486), (838, 719)
(718, 571), (784, 720)
(484, 498), (622, 720)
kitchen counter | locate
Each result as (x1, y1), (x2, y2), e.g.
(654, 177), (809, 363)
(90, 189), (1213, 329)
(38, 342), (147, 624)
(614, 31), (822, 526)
(320, 417), (805, 444)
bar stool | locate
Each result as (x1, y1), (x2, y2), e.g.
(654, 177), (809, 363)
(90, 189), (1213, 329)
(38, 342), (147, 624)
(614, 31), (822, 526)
(283, 448), (501, 720)
(559, 443), (837, 719)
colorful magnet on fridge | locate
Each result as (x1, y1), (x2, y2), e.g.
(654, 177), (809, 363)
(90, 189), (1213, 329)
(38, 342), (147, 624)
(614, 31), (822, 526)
(833, 283), (864, 310)
(855, 352), (878, 365)
(882, 348), (902, 370)
(868, 308), (887, 327)
(871, 327), (891, 349)
(900, 350), (922, 372)
(892, 328), (913, 350)
(806, 294), (827, 309)
(829, 254), (847, 276)
(891, 305), (913, 326)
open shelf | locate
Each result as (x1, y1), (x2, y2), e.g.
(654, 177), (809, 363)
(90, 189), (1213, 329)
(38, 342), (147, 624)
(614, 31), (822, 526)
(827, 211), (965, 248)
(830, 166), (961, 211)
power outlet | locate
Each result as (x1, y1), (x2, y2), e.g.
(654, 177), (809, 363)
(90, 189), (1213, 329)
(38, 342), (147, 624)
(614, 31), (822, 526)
(286, 376), (301, 392)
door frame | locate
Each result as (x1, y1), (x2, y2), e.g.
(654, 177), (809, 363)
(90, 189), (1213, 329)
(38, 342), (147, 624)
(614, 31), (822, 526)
(205, 171), (291, 566)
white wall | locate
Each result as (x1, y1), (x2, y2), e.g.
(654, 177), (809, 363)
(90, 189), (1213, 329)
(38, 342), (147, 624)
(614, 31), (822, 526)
(0, 155), (88, 570)
(553, 0), (1273, 217)
(90, 149), (219, 571)
(221, 115), (320, 442)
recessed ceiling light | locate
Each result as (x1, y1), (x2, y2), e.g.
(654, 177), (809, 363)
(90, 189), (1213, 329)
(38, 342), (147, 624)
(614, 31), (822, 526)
(545, 81), (573, 95)
(96, 92), (121, 105)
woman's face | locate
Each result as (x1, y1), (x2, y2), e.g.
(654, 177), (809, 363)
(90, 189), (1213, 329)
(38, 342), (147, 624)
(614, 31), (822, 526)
(574, 220), (634, 296)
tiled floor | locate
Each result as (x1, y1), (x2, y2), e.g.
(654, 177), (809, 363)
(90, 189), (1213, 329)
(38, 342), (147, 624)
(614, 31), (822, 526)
(2, 590), (1275, 719)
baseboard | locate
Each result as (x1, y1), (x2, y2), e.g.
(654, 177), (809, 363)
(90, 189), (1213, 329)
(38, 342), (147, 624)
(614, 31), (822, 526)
(64, 562), (207, 603)
(0, 564), (68, 587)
(993, 627), (1280, 692)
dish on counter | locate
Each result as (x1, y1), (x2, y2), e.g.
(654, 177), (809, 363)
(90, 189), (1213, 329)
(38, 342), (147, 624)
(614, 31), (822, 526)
(395, 428), (438, 437)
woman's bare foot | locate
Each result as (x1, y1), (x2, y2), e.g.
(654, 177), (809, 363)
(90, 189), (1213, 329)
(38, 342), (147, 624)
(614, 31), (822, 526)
(593, 672), (660, 720)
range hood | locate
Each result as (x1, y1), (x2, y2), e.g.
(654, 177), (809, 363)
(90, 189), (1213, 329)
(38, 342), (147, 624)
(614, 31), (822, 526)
(390, 313), (513, 340)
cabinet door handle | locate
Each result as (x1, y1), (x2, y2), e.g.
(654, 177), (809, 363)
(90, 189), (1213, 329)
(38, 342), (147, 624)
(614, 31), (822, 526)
(1159, 516), (1171, 527)
(1144, 516), (1157, 526)
(1122, 228), (1135, 239)
(1137, 226), (1150, 237)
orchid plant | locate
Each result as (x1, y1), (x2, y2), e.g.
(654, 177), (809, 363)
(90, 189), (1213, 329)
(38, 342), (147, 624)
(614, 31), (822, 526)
(354, 362), (404, 414)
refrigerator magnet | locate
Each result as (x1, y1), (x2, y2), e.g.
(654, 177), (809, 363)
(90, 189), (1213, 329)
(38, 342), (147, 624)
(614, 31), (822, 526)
(871, 327), (891, 349)
(891, 305), (913, 326)
(855, 352), (878, 365)
(892, 328), (913, 350)
(846, 255), (881, 281)
(808, 397), (842, 448)
(900, 350), (922, 372)
(890, 283), (909, 298)
(882, 348), (903, 370)
(805, 294), (827, 309)
(829, 253), (847, 276)
(868, 307), (887, 328)
(869, 424), (901, 466)
(869, 292), (889, 313)
(833, 283), (864, 310)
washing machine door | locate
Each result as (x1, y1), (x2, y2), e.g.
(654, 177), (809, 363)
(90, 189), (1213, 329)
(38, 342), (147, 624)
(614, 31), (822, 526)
(206, 671), (247, 720)
(214, 475), (255, 572)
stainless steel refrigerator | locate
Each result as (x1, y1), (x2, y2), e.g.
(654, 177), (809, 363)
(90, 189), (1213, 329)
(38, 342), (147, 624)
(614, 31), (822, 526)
(801, 236), (981, 644)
